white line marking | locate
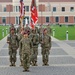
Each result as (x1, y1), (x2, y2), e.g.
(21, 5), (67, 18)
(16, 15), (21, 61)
(0, 64), (75, 68)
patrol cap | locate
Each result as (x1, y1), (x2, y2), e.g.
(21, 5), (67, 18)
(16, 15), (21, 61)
(23, 32), (28, 35)
(10, 28), (15, 31)
(43, 28), (47, 32)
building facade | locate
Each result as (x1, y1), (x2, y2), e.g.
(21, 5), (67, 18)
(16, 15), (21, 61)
(0, 0), (75, 25)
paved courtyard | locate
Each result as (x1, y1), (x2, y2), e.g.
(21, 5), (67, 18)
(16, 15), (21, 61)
(0, 36), (75, 75)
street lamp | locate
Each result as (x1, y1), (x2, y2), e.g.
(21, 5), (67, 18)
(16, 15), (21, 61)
(9, 4), (11, 25)
(41, 4), (43, 25)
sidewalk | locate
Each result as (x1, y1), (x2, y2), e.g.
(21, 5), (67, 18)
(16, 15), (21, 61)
(0, 36), (7, 51)
(51, 36), (75, 57)
(0, 36), (75, 75)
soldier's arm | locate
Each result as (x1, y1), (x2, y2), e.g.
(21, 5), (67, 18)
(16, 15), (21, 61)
(19, 39), (22, 50)
(7, 35), (10, 44)
(36, 35), (39, 45)
(49, 36), (51, 49)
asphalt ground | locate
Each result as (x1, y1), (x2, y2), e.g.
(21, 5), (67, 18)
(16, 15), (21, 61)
(0, 36), (75, 75)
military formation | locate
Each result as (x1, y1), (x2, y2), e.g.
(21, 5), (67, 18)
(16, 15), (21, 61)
(7, 23), (52, 72)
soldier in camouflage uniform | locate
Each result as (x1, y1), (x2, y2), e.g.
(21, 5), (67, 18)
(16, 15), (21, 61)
(40, 29), (51, 66)
(17, 24), (21, 34)
(35, 26), (39, 34)
(24, 24), (31, 35)
(19, 32), (32, 72)
(7, 28), (18, 66)
(29, 29), (39, 66)
(17, 27), (24, 66)
(38, 25), (44, 35)
(9, 24), (16, 34)
(46, 24), (52, 36)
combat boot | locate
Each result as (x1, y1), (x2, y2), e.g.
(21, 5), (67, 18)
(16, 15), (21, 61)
(10, 62), (13, 66)
(12, 62), (16, 66)
(34, 61), (38, 66)
(20, 61), (23, 66)
(23, 69), (30, 72)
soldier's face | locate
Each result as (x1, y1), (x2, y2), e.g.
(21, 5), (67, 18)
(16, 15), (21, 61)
(11, 30), (14, 34)
(24, 34), (28, 38)
(44, 30), (47, 34)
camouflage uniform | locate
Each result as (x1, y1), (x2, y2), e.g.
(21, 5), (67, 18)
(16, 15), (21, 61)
(46, 25), (52, 36)
(9, 24), (16, 34)
(40, 29), (51, 66)
(24, 25), (31, 35)
(17, 25), (21, 34)
(29, 30), (39, 66)
(35, 26), (39, 34)
(7, 29), (18, 66)
(19, 33), (32, 71)
(38, 25), (44, 35)
(18, 33), (23, 66)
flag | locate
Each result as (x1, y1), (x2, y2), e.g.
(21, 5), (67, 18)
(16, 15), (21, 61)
(30, 0), (38, 29)
(20, 0), (25, 19)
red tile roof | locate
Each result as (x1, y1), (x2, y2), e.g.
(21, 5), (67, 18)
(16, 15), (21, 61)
(39, 0), (75, 2)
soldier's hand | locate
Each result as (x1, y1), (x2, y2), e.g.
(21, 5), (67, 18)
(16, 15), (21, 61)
(7, 41), (10, 44)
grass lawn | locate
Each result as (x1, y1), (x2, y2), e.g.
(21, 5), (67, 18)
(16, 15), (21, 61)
(0, 25), (9, 40)
(51, 25), (75, 40)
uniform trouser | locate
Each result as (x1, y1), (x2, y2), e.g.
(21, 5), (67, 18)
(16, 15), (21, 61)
(23, 53), (30, 70)
(41, 48), (49, 64)
(9, 49), (17, 63)
(19, 50), (22, 62)
(31, 47), (38, 63)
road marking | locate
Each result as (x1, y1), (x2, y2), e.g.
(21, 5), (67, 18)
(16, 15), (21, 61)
(0, 55), (74, 58)
(0, 64), (75, 68)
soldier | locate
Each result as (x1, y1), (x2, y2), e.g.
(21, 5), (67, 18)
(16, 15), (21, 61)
(38, 25), (44, 35)
(19, 32), (32, 72)
(17, 27), (24, 66)
(17, 24), (21, 34)
(29, 29), (39, 66)
(9, 24), (16, 34)
(24, 24), (31, 35)
(46, 24), (52, 36)
(7, 28), (18, 66)
(35, 26), (39, 34)
(40, 28), (51, 66)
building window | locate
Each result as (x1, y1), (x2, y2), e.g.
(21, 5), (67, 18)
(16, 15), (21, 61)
(4, 7), (6, 12)
(62, 7), (65, 12)
(55, 17), (59, 22)
(65, 17), (68, 22)
(16, 6), (20, 12)
(16, 16), (19, 24)
(74, 17), (75, 23)
(2, 17), (6, 24)
(25, 6), (29, 12)
(46, 17), (49, 23)
(23, 16), (29, 25)
(53, 7), (56, 12)
(70, 7), (74, 12)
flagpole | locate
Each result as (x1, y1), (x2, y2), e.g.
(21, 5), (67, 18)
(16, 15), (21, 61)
(20, 0), (25, 28)
(41, 4), (42, 25)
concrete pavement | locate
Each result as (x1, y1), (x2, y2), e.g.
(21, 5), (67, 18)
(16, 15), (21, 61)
(0, 36), (75, 75)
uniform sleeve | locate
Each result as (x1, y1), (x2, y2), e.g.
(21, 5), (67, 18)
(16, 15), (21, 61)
(49, 36), (51, 49)
(7, 35), (11, 44)
(19, 39), (22, 50)
(16, 35), (19, 47)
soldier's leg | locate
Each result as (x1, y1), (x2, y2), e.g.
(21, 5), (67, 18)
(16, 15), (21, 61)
(31, 48), (35, 66)
(12, 50), (17, 66)
(45, 48), (49, 65)
(42, 48), (46, 66)
(23, 53), (30, 71)
(9, 49), (13, 66)
(19, 48), (23, 66)
(34, 48), (38, 66)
